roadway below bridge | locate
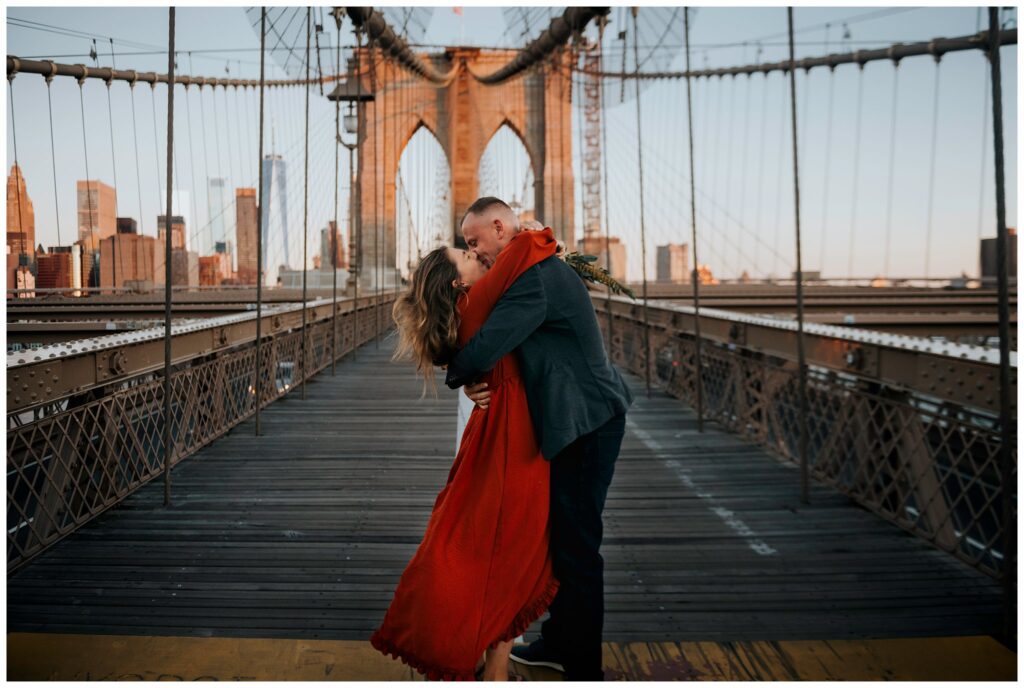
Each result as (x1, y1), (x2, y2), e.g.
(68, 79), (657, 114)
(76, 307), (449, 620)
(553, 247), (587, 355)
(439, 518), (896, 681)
(6, 339), (1013, 680)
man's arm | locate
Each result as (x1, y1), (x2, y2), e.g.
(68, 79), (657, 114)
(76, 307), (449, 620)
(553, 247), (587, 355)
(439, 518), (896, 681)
(444, 267), (547, 389)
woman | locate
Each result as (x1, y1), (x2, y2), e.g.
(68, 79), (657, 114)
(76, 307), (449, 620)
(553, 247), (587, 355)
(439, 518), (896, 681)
(372, 228), (561, 681)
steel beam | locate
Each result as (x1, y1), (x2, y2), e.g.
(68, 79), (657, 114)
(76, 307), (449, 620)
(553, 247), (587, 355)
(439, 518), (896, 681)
(7, 294), (394, 414)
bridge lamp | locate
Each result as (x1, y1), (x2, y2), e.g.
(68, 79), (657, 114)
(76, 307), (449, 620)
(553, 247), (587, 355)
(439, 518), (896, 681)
(327, 74), (375, 137)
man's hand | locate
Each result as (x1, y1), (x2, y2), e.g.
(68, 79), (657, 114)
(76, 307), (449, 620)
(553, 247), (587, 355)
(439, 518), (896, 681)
(465, 381), (491, 410)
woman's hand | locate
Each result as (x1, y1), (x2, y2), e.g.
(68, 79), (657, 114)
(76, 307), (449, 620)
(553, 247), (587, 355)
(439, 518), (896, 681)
(465, 381), (491, 410)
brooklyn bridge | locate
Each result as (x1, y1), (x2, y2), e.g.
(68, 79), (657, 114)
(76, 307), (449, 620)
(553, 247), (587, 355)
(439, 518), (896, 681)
(5, 6), (1018, 681)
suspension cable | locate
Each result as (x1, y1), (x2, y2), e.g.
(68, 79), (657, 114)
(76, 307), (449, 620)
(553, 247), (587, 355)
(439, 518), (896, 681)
(128, 75), (145, 239)
(301, 7), (310, 399)
(847, 65), (865, 278)
(753, 49), (768, 279)
(331, 8), (341, 376)
(976, 53), (990, 261)
(818, 61), (836, 276)
(737, 72), (752, 276)
(255, 7), (266, 437)
(882, 62), (901, 278)
(162, 6), (176, 507)
(631, 7), (651, 397)
(78, 77), (99, 289)
(683, 7), (704, 431)
(786, 8), (809, 506)
(105, 39), (125, 287)
(7, 75), (27, 265)
(44, 66), (62, 246)
(923, 57), (942, 277)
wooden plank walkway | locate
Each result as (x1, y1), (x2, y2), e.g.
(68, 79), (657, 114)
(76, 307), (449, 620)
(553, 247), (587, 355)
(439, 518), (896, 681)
(8, 339), (1006, 643)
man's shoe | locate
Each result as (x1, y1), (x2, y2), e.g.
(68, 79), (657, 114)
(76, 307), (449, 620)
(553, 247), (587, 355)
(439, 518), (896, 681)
(509, 639), (565, 673)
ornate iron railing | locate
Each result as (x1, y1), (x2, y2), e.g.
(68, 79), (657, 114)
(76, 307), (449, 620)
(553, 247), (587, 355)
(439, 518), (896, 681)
(596, 295), (1017, 580)
(7, 294), (395, 573)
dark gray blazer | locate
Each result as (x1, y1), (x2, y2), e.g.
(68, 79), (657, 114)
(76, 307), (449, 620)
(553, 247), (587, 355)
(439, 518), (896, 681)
(445, 254), (633, 460)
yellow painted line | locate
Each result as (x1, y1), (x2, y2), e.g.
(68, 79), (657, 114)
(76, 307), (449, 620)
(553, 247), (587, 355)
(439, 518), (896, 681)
(7, 633), (1016, 681)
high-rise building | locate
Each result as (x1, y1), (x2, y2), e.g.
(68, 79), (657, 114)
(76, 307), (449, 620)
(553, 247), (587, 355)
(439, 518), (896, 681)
(117, 217), (138, 234)
(154, 244), (199, 287)
(236, 188), (258, 284)
(100, 229), (156, 289)
(260, 155), (289, 285)
(320, 221), (345, 270)
(199, 256), (221, 286)
(7, 164), (36, 260)
(157, 215), (187, 251)
(578, 229), (627, 283)
(980, 228), (1017, 283)
(77, 180), (117, 244)
(206, 177), (228, 257)
(6, 245), (33, 296)
(37, 245), (83, 292)
(656, 243), (689, 283)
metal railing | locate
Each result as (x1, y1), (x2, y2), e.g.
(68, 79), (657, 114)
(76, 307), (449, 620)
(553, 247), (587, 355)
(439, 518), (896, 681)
(7, 293), (395, 573)
(596, 295), (1017, 580)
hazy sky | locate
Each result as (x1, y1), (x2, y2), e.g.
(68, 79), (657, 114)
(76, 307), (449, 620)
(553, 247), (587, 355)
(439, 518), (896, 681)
(4, 5), (1018, 281)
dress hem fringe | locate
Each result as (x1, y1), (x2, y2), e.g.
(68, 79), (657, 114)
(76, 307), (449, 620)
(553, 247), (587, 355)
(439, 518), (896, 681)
(370, 575), (560, 681)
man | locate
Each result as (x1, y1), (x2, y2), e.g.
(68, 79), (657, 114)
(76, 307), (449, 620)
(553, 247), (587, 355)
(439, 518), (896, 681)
(446, 197), (632, 681)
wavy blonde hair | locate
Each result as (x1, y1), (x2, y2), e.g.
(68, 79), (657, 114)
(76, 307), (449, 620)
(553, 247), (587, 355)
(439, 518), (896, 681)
(391, 246), (465, 395)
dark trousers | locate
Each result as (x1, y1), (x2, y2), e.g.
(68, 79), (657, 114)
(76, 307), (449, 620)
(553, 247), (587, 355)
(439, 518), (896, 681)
(540, 412), (626, 681)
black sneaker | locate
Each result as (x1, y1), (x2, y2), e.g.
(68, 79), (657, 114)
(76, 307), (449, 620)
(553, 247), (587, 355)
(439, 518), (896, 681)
(509, 638), (565, 673)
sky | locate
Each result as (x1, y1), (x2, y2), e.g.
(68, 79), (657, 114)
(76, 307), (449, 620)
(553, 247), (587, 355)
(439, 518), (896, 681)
(4, 5), (1019, 282)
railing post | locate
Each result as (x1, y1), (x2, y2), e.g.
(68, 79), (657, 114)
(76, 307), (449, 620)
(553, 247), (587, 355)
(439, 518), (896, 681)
(986, 7), (1016, 645)
(683, 7), (705, 432)
(162, 7), (176, 508)
(786, 8), (811, 506)
(255, 8), (266, 436)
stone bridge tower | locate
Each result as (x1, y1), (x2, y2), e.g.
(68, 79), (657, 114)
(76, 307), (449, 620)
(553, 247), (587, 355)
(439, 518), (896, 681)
(335, 47), (574, 288)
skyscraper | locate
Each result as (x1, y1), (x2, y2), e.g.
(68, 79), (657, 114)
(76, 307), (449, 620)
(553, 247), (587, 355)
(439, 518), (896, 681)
(77, 180), (117, 245)
(657, 243), (689, 283)
(320, 221), (345, 270)
(157, 215), (187, 250)
(7, 164), (35, 260)
(236, 188), (258, 285)
(260, 154), (289, 286)
(207, 177), (228, 257)
(100, 219), (156, 289)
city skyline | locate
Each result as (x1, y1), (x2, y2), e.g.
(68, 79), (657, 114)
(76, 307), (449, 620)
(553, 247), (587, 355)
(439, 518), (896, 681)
(4, 6), (1019, 283)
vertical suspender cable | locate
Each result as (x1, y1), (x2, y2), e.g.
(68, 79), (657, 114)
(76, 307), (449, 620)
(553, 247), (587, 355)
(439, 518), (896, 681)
(599, 19), (614, 355)
(7, 77), (26, 269)
(818, 64), (835, 277)
(331, 11), (341, 375)
(78, 78), (99, 289)
(354, 27), (364, 358)
(976, 56), (990, 263)
(255, 8), (266, 436)
(369, 38), (380, 345)
(847, 65), (864, 278)
(44, 67), (62, 246)
(787, 8), (810, 506)
(129, 79), (145, 239)
(104, 60), (123, 288)
(631, 7), (651, 397)
(684, 7), (704, 432)
(986, 7), (1015, 643)
(301, 7), (311, 399)
(923, 57), (941, 278)
(163, 7), (176, 507)
(882, 63), (900, 279)
(771, 76), (786, 279)
(753, 47), (768, 281)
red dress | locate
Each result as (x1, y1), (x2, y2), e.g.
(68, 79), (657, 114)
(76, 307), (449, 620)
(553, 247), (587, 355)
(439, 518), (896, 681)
(370, 229), (561, 681)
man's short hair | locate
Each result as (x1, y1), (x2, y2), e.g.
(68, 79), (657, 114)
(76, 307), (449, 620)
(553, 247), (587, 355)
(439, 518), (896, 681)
(462, 196), (519, 229)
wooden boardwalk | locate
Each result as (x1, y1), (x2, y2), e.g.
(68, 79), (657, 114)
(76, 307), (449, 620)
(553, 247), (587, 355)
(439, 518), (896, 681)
(8, 339), (1005, 644)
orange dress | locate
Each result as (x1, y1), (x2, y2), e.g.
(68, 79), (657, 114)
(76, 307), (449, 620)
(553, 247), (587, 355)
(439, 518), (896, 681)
(370, 229), (560, 681)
